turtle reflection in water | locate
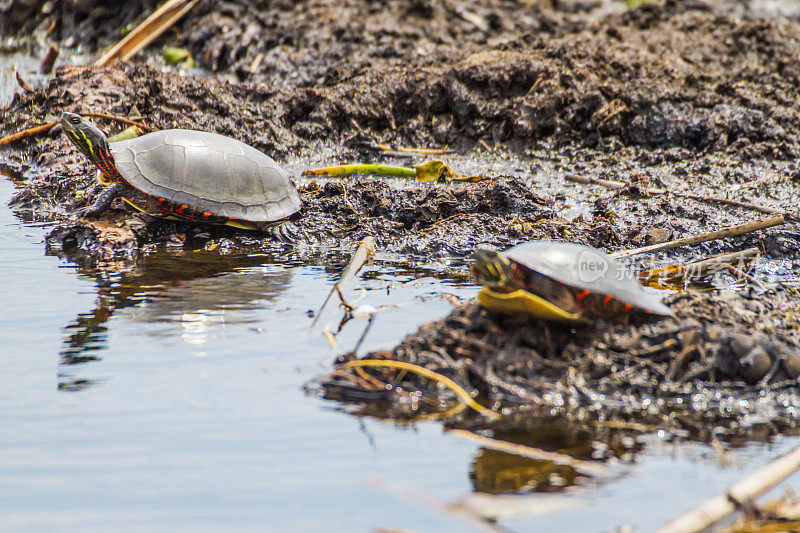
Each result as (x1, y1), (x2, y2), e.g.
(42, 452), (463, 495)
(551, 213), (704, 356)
(58, 251), (293, 391)
(472, 241), (673, 322)
(60, 112), (301, 234)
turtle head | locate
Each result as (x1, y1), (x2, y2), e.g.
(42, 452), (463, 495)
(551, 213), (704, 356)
(61, 112), (110, 164)
(471, 248), (512, 287)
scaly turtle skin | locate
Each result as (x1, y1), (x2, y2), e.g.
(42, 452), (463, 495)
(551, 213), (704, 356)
(472, 241), (673, 322)
(60, 112), (301, 231)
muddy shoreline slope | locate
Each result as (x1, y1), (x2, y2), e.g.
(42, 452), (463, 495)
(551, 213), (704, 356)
(2, 0), (800, 424)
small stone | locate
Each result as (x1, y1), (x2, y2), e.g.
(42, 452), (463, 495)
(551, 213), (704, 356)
(739, 345), (772, 385)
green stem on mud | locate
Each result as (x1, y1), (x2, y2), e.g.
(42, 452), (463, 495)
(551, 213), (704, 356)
(302, 164), (417, 178)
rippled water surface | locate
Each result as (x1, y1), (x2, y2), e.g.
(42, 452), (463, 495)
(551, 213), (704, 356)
(2, 169), (800, 532)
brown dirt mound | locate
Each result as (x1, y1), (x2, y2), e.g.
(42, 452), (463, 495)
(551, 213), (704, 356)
(316, 290), (800, 424)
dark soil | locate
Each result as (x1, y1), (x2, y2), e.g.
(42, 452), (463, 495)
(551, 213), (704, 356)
(318, 289), (800, 425)
(3, 0), (800, 427)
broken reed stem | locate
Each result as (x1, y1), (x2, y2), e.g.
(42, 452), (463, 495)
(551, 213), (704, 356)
(351, 314), (376, 355)
(658, 444), (800, 533)
(611, 215), (784, 259)
(302, 164), (417, 178)
(15, 71), (34, 92)
(565, 174), (797, 220)
(95, 0), (199, 66)
(446, 429), (605, 477)
(565, 174), (625, 190)
(397, 146), (454, 155)
(309, 237), (376, 330)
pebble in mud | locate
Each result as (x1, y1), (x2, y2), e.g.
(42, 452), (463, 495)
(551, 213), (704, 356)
(780, 350), (800, 380)
(718, 333), (774, 385)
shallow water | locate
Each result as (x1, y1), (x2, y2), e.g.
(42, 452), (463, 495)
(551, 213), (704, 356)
(2, 169), (800, 532)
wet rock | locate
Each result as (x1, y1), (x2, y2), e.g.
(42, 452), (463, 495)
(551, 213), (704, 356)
(781, 350), (800, 380)
(718, 333), (774, 384)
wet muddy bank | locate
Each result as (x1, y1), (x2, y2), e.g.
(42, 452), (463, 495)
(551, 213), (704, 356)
(2, 53), (799, 258)
(314, 288), (800, 428)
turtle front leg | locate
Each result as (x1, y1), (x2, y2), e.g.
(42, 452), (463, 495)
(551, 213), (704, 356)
(76, 182), (123, 218)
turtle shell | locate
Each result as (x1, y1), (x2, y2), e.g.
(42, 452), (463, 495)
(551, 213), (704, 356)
(503, 241), (673, 316)
(109, 130), (301, 222)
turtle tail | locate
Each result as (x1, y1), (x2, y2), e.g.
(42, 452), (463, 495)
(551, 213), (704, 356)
(471, 248), (513, 287)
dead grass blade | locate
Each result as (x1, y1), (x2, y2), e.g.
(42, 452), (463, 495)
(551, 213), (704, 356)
(95, 0), (199, 66)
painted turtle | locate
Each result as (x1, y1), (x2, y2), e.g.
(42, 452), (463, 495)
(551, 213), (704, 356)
(60, 112), (301, 230)
(472, 241), (673, 322)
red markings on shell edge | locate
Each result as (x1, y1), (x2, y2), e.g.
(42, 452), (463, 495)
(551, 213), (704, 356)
(622, 303), (633, 312)
(176, 204), (189, 214)
(603, 294), (613, 304)
(575, 289), (591, 301)
(156, 197), (165, 205)
(202, 212), (211, 218)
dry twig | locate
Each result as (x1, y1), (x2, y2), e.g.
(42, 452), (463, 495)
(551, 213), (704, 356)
(0, 121), (58, 146)
(611, 216), (784, 259)
(309, 237), (376, 330)
(82, 112), (154, 131)
(565, 174), (797, 221)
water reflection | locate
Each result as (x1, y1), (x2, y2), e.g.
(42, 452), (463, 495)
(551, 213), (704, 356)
(57, 250), (292, 390)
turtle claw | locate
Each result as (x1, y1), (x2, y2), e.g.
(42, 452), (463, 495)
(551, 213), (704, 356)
(266, 221), (301, 242)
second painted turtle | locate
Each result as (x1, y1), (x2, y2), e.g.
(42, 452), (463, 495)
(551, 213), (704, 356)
(472, 241), (673, 322)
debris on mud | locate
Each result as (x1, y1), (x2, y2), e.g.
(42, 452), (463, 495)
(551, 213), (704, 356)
(2, 0), (800, 260)
(314, 288), (800, 427)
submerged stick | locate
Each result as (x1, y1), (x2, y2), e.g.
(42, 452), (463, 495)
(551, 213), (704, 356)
(658, 444), (800, 533)
(338, 360), (500, 419)
(611, 215), (784, 259)
(95, 0), (199, 66)
(309, 237), (376, 330)
(446, 429), (605, 477)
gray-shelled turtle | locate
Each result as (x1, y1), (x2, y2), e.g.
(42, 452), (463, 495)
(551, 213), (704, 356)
(61, 112), (301, 230)
(472, 241), (673, 322)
